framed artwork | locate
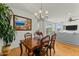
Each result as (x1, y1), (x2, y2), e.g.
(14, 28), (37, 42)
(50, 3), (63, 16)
(13, 15), (32, 31)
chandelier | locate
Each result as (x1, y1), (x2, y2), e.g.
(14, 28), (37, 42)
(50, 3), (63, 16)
(34, 3), (48, 21)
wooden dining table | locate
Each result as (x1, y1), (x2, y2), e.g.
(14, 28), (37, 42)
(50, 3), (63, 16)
(19, 38), (41, 56)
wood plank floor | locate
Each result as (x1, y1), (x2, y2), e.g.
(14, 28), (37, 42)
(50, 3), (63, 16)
(1, 41), (79, 56)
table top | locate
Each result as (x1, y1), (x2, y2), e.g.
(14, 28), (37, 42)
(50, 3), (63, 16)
(20, 38), (39, 50)
(20, 36), (50, 50)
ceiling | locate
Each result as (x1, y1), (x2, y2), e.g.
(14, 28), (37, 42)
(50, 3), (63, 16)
(7, 3), (79, 22)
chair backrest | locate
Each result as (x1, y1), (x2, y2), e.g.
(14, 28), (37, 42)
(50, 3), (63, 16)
(50, 32), (56, 49)
(24, 32), (32, 39)
(50, 33), (56, 43)
(41, 35), (50, 47)
(20, 33), (32, 56)
(40, 35), (50, 56)
(34, 31), (43, 40)
(24, 32), (32, 48)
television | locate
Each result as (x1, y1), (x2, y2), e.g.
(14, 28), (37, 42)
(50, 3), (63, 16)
(66, 25), (77, 31)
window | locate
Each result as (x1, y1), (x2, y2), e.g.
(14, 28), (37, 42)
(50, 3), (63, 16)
(55, 23), (63, 31)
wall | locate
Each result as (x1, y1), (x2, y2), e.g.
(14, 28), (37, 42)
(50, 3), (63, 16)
(11, 8), (38, 49)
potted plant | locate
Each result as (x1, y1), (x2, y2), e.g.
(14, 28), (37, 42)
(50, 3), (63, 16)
(0, 3), (15, 56)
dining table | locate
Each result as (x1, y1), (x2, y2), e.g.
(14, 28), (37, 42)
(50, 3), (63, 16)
(19, 38), (42, 56)
(19, 34), (54, 56)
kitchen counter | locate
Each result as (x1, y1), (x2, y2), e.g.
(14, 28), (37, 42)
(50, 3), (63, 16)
(56, 31), (79, 45)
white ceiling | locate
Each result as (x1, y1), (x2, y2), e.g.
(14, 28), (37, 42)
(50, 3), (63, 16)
(7, 3), (79, 22)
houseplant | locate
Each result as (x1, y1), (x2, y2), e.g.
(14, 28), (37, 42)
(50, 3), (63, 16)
(0, 3), (15, 55)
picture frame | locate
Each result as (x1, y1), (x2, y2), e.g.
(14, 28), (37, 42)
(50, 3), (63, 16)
(13, 15), (32, 31)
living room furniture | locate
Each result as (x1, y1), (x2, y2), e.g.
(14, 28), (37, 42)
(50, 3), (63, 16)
(19, 32), (33, 56)
(40, 35), (50, 56)
(34, 30), (43, 41)
(50, 33), (56, 55)
(19, 35), (49, 56)
(40, 32), (56, 56)
(19, 32), (56, 56)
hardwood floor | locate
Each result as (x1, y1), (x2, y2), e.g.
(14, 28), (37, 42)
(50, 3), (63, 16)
(55, 41), (79, 56)
(1, 41), (79, 56)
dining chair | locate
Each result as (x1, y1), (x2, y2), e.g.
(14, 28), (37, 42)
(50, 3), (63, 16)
(34, 31), (43, 41)
(19, 32), (33, 56)
(40, 35), (50, 56)
(50, 33), (56, 55)
(24, 32), (32, 39)
(40, 32), (56, 56)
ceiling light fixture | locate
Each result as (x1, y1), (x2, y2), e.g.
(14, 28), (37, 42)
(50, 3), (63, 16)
(34, 3), (48, 21)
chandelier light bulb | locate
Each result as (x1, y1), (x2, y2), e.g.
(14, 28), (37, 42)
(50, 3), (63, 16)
(39, 10), (42, 14)
(34, 13), (37, 16)
(41, 15), (44, 19)
(45, 10), (48, 14)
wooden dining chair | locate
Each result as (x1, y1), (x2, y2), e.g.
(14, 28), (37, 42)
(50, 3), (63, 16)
(50, 33), (56, 55)
(40, 33), (56, 56)
(40, 35), (50, 56)
(24, 32), (32, 39)
(19, 32), (33, 56)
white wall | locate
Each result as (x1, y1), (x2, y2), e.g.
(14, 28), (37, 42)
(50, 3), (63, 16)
(11, 8), (39, 48)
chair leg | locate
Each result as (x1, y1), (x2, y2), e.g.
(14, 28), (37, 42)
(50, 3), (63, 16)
(25, 48), (28, 55)
(19, 43), (23, 56)
(46, 48), (48, 56)
(50, 48), (51, 56)
(53, 48), (55, 55)
(53, 46), (55, 56)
